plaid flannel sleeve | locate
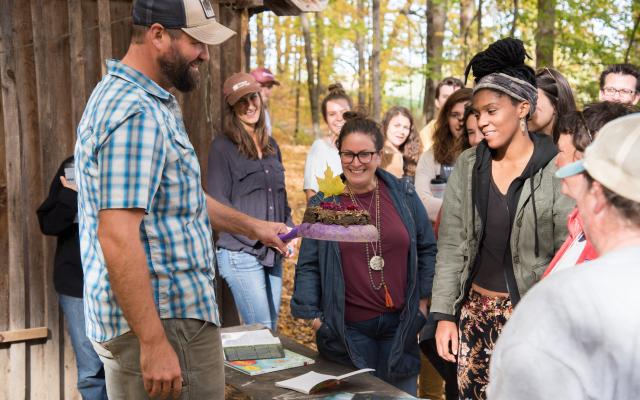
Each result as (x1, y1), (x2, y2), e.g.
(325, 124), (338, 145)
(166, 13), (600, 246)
(98, 109), (167, 211)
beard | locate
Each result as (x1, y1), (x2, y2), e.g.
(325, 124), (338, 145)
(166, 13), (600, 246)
(158, 47), (200, 92)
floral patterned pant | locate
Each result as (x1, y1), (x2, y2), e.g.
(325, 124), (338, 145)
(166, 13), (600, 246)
(457, 290), (513, 400)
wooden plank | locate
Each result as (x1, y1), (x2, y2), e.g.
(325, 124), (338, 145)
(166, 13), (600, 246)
(0, 328), (49, 344)
(31, 1), (69, 398)
(0, 39), (10, 400)
(0, 0), (28, 397)
(68, 0), (87, 127)
(109, 1), (133, 60)
(10, 0), (50, 396)
(97, 0), (113, 76)
(63, 316), (80, 400)
(82, 0), (102, 93)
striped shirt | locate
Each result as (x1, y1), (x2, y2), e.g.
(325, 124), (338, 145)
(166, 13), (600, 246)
(75, 60), (220, 342)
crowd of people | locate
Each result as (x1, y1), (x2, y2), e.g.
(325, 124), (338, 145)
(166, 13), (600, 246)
(34, 0), (640, 399)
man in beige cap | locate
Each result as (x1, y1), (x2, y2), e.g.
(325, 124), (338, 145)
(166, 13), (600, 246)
(488, 113), (640, 399)
(75, 1), (288, 398)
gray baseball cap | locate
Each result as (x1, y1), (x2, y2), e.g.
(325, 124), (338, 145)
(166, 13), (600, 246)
(132, 0), (235, 45)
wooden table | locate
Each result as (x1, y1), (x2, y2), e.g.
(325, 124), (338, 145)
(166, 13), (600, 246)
(223, 325), (416, 399)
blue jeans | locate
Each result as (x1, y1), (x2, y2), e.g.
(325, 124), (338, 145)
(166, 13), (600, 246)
(346, 312), (418, 396)
(59, 294), (108, 400)
(216, 248), (282, 331)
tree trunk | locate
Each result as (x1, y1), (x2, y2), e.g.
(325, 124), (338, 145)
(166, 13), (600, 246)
(535, 0), (555, 67)
(460, 0), (475, 67)
(477, 0), (483, 51)
(256, 12), (265, 67)
(510, 0), (519, 37)
(301, 13), (321, 138)
(625, 7), (640, 63)
(356, 0), (367, 110)
(274, 15), (284, 75)
(371, 0), (382, 121)
(295, 40), (302, 143)
(423, 0), (447, 122)
(315, 12), (325, 97)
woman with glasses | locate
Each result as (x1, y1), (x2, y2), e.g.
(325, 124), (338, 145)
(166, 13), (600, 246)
(415, 88), (473, 222)
(207, 72), (295, 331)
(291, 112), (437, 395)
(528, 67), (577, 143)
(303, 83), (353, 201)
(380, 106), (422, 182)
(543, 102), (634, 277)
(430, 38), (574, 399)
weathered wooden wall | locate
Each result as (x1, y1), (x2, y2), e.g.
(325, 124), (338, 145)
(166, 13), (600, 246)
(0, 0), (248, 398)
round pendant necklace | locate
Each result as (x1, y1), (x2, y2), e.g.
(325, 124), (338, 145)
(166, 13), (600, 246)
(346, 179), (385, 279)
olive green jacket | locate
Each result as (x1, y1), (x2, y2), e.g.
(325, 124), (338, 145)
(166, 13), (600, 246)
(430, 147), (574, 318)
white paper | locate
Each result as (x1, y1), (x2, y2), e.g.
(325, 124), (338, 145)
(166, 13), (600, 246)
(221, 329), (281, 347)
(275, 368), (375, 394)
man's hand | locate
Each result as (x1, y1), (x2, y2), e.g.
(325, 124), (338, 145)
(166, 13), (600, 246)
(140, 336), (182, 399)
(435, 320), (458, 362)
(252, 220), (288, 254)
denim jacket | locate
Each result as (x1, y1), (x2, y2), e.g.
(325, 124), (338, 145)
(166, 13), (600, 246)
(291, 169), (437, 379)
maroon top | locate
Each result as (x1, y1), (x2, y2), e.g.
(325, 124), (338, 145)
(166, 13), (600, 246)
(339, 179), (410, 322)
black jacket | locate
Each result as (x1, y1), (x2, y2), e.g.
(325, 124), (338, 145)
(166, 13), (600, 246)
(36, 156), (83, 298)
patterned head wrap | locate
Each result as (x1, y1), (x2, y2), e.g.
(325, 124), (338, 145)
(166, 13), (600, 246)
(473, 72), (538, 119)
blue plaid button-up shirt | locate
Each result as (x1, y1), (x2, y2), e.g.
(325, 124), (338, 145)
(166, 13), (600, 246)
(75, 60), (220, 342)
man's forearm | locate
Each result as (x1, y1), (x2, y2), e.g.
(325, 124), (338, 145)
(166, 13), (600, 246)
(98, 211), (165, 345)
(206, 194), (258, 239)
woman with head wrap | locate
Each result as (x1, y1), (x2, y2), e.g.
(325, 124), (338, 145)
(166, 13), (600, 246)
(429, 38), (574, 399)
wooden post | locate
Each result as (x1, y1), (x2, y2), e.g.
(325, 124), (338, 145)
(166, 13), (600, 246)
(0, 1), (28, 397)
(68, 0), (87, 127)
(97, 0), (113, 76)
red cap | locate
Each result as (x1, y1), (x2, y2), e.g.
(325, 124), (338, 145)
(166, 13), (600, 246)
(250, 67), (280, 86)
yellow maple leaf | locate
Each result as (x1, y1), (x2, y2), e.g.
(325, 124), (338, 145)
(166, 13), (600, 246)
(317, 165), (345, 197)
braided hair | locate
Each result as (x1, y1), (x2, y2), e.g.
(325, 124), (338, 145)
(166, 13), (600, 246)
(464, 38), (536, 87)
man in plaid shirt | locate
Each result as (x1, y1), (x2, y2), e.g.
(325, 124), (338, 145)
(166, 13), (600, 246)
(74, 1), (288, 398)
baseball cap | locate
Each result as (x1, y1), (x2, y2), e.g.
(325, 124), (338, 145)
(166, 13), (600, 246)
(223, 73), (262, 106)
(132, 0), (235, 45)
(556, 113), (640, 202)
(250, 67), (280, 86)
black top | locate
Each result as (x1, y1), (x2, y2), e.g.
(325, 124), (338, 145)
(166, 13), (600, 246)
(472, 178), (510, 292)
(471, 132), (558, 304)
(207, 135), (293, 267)
(36, 156), (84, 298)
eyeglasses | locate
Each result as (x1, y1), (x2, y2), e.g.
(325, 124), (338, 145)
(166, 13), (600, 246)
(601, 87), (635, 98)
(339, 150), (378, 164)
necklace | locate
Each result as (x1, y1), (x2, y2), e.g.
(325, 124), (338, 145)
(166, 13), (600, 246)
(346, 180), (385, 278)
(346, 179), (394, 308)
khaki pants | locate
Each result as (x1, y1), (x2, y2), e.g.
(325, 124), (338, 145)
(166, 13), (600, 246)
(92, 319), (224, 400)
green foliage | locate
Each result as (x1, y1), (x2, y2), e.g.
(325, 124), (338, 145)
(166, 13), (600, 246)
(252, 0), (637, 137)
